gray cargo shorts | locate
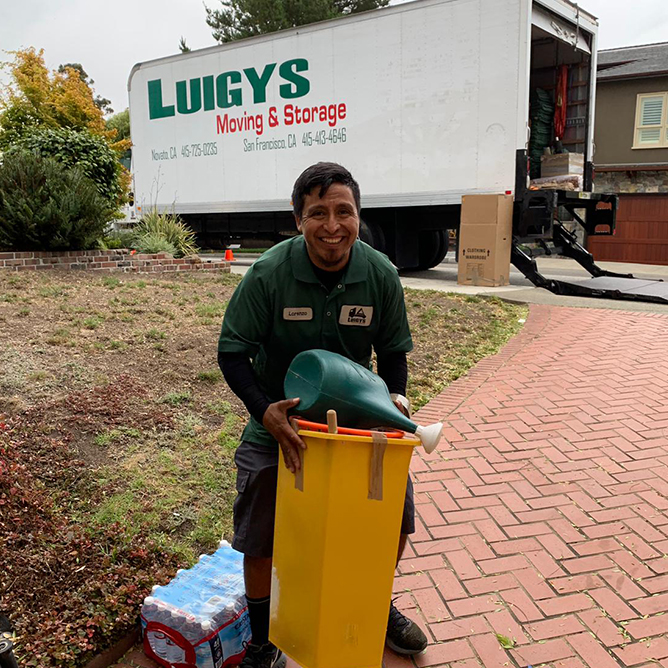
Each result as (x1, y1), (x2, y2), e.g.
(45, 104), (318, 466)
(232, 441), (416, 558)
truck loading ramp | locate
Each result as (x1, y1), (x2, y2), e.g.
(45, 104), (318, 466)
(511, 221), (668, 306)
(544, 275), (668, 305)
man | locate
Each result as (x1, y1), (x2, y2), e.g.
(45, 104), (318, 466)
(218, 162), (428, 668)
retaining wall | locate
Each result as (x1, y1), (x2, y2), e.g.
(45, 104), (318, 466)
(0, 249), (230, 273)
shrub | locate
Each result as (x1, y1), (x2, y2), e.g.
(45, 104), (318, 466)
(0, 150), (111, 251)
(99, 229), (134, 250)
(133, 232), (178, 256)
(17, 128), (127, 210)
(134, 209), (199, 258)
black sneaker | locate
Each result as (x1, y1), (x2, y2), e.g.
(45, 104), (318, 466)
(240, 642), (287, 668)
(386, 600), (428, 656)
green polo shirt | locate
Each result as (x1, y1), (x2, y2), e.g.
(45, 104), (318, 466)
(218, 235), (413, 447)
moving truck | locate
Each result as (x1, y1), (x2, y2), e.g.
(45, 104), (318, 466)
(130, 0), (644, 299)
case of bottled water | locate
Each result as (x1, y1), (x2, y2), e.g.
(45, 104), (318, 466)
(141, 541), (251, 668)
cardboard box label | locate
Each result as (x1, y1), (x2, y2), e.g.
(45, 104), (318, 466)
(462, 248), (491, 261)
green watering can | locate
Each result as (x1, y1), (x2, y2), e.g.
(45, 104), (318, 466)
(284, 349), (443, 453)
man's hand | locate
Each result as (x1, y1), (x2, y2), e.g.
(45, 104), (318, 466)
(393, 400), (409, 417)
(262, 398), (306, 473)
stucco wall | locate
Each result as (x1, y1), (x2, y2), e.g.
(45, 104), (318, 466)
(594, 76), (668, 166)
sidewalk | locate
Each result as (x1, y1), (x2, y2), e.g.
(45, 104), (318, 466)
(113, 302), (668, 668)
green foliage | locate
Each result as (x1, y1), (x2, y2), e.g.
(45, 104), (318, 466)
(133, 232), (178, 256)
(83, 316), (103, 330)
(205, 0), (389, 42)
(102, 276), (121, 289)
(496, 633), (515, 649)
(17, 128), (127, 209)
(195, 302), (227, 318)
(197, 369), (223, 383)
(99, 229), (134, 250)
(146, 328), (166, 340)
(0, 150), (111, 251)
(160, 390), (192, 406)
(106, 109), (130, 142)
(134, 209), (199, 258)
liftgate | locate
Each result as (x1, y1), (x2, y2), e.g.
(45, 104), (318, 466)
(510, 164), (668, 305)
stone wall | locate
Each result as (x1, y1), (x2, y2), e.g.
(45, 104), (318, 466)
(594, 170), (668, 194)
(0, 249), (230, 273)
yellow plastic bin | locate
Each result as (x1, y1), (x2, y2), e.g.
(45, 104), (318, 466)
(269, 417), (421, 668)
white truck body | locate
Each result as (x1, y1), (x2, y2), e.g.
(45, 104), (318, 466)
(128, 0), (597, 214)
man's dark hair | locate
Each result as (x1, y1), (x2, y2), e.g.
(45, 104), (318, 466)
(292, 162), (361, 220)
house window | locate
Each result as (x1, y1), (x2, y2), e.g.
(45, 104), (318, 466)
(633, 93), (668, 149)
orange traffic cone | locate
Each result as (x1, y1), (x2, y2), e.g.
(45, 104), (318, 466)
(224, 248), (236, 262)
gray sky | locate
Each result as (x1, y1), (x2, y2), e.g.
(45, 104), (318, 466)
(1, 0), (667, 116)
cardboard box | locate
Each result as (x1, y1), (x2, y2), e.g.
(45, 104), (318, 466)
(457, 194), (513, 287)
(540, 152), (584, 178)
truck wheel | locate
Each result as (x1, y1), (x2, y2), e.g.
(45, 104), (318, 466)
(359, 220), (386, 254)
(434, 230), (450, 266)
(359, 219), (374, 246)
(416, 230), (449, 270)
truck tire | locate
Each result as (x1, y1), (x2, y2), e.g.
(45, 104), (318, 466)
(415, 230), (449, 270)
(359, 220), (386, 254)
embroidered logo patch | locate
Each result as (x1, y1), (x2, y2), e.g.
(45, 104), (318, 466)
(339, 305), (373, 326)
(283, 307), (313, 321)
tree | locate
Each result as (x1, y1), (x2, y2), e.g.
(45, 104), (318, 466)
(106, 109), (130, 143)
(57, 62), (114, 115)
(0, 150), (112, 251)
(106, 109), (132, 172)
(205, 0), (388, 43)
(0, 49), (131, 219)
(179, 37), (191, 53)
(0, 48), (119, 150)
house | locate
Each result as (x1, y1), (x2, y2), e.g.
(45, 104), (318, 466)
(590, 42), (668, 265)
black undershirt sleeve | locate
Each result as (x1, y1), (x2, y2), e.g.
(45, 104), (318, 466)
(218, 351), (271, 425)
(376, 351), (408, 396)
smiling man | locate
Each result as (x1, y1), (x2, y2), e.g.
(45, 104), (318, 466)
(296, 179), (358, 271)
(218, 162), (427, 668)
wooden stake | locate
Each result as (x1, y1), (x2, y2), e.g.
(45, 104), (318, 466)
(327, 409), (338, 434)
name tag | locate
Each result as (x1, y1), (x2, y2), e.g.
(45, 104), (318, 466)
(339, 305), (373, 327)
(283, 307), (313, 321)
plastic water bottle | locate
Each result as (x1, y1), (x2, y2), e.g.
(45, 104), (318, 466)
(141, 543), (251, 667)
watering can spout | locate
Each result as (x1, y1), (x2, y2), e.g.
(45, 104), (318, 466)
(415, 422), (443, 453)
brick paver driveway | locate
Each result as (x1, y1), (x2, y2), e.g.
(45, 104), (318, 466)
(388, 304), (668, 668)
(115, 303), (668, 668)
